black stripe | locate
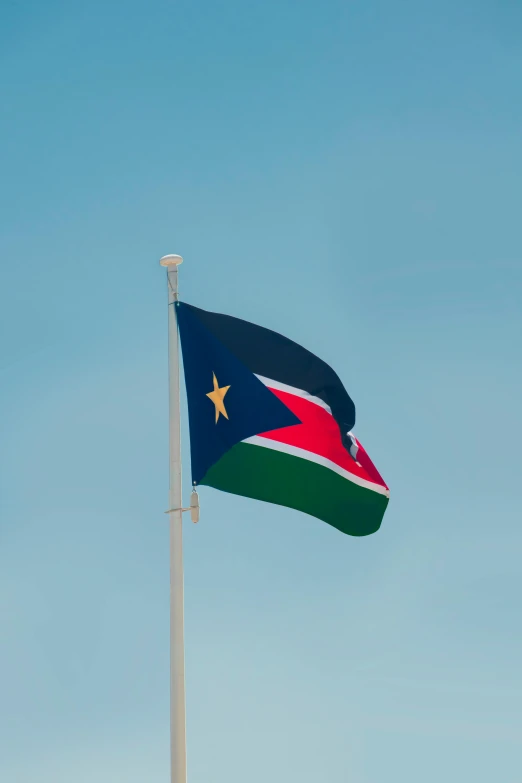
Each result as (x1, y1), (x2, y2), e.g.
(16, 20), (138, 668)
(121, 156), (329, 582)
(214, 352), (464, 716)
(182, 303), (356, 435)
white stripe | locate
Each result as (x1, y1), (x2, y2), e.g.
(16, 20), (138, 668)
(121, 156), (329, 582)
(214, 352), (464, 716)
(255, 374), (332, 414)
(243, 435), (390, 497)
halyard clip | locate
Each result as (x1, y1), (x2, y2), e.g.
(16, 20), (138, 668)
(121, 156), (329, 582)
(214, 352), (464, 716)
(165, 490), (200, 523)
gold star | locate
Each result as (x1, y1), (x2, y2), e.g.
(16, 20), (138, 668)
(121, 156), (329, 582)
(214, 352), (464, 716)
(206, 373), (231, 423)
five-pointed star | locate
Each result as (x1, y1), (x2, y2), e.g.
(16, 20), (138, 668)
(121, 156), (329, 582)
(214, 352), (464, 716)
(206, 373), (231, 423)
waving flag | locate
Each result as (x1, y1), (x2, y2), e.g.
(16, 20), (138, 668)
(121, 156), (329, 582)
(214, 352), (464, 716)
(177, 302), (389, 537)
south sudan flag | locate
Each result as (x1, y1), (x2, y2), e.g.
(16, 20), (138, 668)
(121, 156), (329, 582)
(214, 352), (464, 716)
(177, 302), (389, 537)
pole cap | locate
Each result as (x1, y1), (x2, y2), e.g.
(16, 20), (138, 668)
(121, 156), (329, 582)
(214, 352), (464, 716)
(160, 254), (183, 267)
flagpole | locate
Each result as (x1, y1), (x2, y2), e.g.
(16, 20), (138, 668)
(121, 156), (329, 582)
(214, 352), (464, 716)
(160, 253), (187, 783)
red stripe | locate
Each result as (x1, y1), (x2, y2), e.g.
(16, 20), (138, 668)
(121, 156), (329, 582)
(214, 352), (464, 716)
(259, 388), (388, 490)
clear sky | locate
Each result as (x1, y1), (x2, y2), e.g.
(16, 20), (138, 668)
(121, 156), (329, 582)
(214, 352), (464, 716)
(1, 1), (521, 781)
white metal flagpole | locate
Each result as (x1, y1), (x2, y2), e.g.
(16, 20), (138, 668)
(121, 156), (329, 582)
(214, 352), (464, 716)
(160, 253), (187, 783)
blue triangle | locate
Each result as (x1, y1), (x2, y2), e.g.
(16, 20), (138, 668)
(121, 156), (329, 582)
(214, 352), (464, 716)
(177, 302), (301, 484)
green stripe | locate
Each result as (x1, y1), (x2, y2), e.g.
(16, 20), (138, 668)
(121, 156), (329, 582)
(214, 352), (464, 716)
(201, 442), (388, 537)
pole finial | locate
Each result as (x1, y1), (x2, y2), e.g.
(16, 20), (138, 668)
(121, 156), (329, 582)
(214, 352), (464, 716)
(160, 254), (184, 267)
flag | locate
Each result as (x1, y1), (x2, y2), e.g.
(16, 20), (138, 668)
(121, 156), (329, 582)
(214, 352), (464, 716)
(177, 302), (389, 537)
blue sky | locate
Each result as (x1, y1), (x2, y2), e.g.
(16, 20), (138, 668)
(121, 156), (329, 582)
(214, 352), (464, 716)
(1, 1), (521, 781)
